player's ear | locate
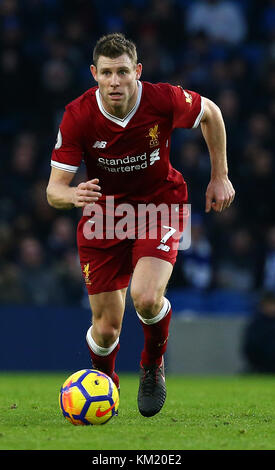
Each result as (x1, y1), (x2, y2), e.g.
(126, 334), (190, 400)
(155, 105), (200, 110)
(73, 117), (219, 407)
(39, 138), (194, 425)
(136, 63), (142, 80)
(90, 64), (98, 82)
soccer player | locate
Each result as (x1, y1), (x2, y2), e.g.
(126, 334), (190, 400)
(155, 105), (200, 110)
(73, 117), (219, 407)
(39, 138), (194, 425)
(46, 33), (235, 417)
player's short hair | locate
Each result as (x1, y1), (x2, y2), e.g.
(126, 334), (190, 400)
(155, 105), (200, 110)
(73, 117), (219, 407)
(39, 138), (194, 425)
(93, 33), (138, 67)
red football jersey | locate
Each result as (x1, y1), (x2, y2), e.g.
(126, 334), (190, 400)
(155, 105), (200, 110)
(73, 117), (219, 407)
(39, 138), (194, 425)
(51, 81), (204, 205)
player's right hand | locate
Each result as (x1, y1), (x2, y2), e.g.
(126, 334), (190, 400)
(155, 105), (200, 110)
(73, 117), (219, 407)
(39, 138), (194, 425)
(73, 178), (102, 207)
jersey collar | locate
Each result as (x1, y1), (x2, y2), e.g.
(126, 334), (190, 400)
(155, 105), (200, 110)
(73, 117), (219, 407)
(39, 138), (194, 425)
(95, 80), (142, 128)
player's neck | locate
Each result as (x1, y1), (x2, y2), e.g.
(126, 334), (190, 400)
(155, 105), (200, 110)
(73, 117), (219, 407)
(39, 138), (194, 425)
(100, 83), (139, 119)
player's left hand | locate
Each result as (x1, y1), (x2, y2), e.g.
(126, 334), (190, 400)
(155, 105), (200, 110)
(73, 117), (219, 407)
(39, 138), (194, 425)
(205, 175), (235, 213)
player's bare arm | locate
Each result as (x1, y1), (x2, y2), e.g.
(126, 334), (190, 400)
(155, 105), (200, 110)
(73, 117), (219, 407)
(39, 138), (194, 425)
(46, 167), (102, 209)
(200, 97), (235, 213)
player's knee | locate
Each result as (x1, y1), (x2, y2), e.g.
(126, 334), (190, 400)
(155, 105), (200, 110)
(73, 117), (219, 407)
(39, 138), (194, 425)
(131, 290), (161, 318)
(93, 321), (120, 347)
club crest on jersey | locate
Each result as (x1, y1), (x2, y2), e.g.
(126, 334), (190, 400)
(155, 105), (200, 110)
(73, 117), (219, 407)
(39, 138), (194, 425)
(82, 263), (91, 285)
(147, 124), (160, 147)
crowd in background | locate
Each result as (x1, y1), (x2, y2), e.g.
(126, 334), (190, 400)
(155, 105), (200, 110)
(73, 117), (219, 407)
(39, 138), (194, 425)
(0, 0), (275, 308)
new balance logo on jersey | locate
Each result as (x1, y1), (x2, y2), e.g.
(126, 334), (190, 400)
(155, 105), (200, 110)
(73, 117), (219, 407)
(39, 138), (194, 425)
(93, 141), (107, 148)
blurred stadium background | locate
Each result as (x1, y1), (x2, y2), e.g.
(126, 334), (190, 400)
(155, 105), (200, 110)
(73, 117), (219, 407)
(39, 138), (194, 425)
(0, 0), (274, 375)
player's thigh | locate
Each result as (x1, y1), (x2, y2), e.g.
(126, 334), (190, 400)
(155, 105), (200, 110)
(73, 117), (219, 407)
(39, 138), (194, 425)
(130, 256), (173, 313)
(88, 288), (128, 336)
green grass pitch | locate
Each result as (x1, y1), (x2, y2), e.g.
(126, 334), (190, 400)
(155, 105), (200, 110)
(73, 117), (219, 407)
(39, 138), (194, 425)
(0, 372), (274, 450)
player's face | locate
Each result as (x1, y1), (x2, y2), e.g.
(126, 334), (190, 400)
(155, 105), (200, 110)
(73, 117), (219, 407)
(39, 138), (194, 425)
(91, 54), (142, 118)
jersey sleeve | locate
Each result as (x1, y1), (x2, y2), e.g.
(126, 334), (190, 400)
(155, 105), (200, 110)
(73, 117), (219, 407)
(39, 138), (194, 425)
(51, 106), (83, 173)
(170, 85), (204, 129)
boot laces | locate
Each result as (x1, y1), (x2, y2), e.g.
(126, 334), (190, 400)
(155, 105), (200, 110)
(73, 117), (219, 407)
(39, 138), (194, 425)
(141, 365), (159, 396)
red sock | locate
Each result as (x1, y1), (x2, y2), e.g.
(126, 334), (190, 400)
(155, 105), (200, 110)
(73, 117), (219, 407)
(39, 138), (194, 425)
(87, 343), (120, 375)
(86, 326), (120, 387)
(138, 298), (172, 367)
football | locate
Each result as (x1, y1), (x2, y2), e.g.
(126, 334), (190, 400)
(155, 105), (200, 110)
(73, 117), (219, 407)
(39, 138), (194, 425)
(59, 369), (119, 425)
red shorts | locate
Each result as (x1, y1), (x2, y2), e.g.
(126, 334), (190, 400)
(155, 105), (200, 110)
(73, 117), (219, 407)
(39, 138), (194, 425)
(77, 203), (188, 295)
